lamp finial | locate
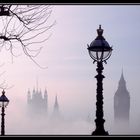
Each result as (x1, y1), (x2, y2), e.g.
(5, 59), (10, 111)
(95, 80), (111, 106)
(97, 24), (103, 36)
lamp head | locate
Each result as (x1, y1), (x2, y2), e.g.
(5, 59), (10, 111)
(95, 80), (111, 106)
(0, 90), (9, 108)
(87, 25), (112, 62)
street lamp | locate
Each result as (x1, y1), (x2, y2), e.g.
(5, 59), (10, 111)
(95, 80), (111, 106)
(0, 90), (9, 136)
(87, 25), (113, 135)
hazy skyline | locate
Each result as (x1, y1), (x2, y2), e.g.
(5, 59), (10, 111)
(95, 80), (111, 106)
(0, 5), (140, 135)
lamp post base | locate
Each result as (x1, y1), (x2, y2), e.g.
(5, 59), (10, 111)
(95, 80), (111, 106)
(92, 129), (109, 136)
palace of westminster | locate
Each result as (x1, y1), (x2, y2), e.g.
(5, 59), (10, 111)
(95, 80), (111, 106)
(26, 71), (130, 124)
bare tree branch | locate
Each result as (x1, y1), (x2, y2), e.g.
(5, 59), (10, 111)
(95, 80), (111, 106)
(0, 64), (14, 90)
(0, 5), (55, 68)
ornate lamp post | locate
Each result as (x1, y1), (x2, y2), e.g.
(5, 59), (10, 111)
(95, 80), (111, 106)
(87, 25), (113, 135)
(0, 90), (9, 136)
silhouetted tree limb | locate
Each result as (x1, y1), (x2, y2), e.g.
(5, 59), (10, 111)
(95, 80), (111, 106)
(0, 64), (14, 90)
(0, 5), (55, 68)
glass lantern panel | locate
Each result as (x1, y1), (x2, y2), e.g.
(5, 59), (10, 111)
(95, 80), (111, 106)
(0, 101), (9, 108)
(89, 51), (97, 60)
(97, 51), (103, 60)
(89, 48), (112, 61)
(103, 51), (111, 60)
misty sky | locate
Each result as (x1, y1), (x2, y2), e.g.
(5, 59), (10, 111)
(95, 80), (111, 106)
(0, 5), (140, 135)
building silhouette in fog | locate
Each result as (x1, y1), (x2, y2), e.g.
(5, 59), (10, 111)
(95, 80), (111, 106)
(114, 70), (130, 124)
(27, 88), (48, 117)
(27, 86), (61, 119)
(51, 95), (61, 119)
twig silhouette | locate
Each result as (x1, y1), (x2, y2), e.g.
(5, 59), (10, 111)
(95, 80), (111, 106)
(0, 5), (55, 68)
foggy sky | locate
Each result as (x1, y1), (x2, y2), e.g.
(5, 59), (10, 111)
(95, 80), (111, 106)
(0, 5), (140, 135)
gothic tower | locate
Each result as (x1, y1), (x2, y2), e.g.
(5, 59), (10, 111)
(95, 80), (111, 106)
(52, 95), (60, 118)
(44, 88), (48, 115)
(27, 88), (31, 104)
(27, 87), (48, 118)
(114, 70), (130, 124)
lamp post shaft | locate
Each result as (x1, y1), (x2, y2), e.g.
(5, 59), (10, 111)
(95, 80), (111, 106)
(92, 61), (108, 135)
(1, 107), (5, 136)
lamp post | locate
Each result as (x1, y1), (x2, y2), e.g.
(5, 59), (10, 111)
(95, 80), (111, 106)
(0, 90), (9, 136)
(87, 25), (113, 135)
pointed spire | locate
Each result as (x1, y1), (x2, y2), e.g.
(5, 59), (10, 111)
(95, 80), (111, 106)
(117, 69), (129, 93)
(27, 88), (31, 96)
(119, 68), (125, 84)
(55, 94), (58, 106)
(33, 87), (35, 94)
(54, 94), (59, 110)
(44, 88), (47, 99)
(52, 94), (60, 118)
(38, 88), (42, 99)
(28, 88), (30, 94)
(27, 88), (31, 103)
(36, 76), (38, 93)
(32, 87), (36, 99)
(44, 88), (47, 94)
